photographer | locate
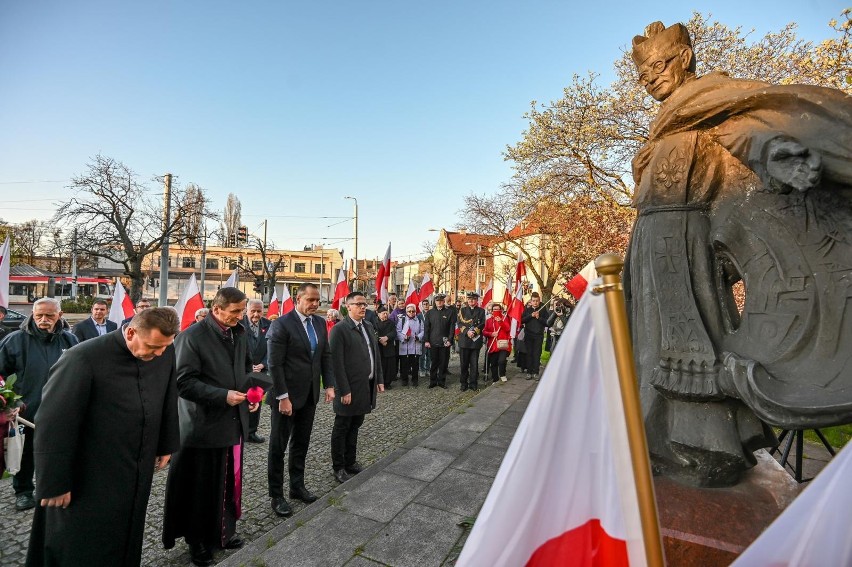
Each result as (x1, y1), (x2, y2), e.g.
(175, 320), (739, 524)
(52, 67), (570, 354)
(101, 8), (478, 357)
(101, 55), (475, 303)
(546, 299), (572, 350)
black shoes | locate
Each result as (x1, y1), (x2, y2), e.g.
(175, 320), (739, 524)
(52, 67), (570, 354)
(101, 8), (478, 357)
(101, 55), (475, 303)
(271, 496), (293, 517)
(248, 433), (266, 443)
(188, 542), (214, 566)
(289, 485), (318, 503)
(439, 384), (448, 389)
(15, 493), (35, 511)
(345, 462), (364, 475)
(460, 385), (468, 392)
(334, 468), (353, 483)
(224, 535), (244, 549)
(428, 384), (436, 389)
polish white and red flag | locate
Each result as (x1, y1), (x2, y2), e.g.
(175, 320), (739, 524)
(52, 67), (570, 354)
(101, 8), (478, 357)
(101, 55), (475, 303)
(732, 441), (852, 566)
(375, 243), (391, 305)
(267, 288), (280, 318)
(108, 278), (135, 326)
(175, 273), (205, 331)
(403, 279), (420, 312)
(507, 251), (526, 337)
(481, 278), (493, 308)
(566, 260), (598, 300)
(224, 269), (239, 289)
(0, 235), (11, 308)
(457, 288), (647, 567)
(332, 262), (350, 310)
(279, 286), (295, 315)
(419, 273), (434, 303)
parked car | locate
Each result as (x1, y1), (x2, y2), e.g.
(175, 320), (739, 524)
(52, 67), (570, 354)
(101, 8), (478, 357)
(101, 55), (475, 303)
(2, 308), (27, 333)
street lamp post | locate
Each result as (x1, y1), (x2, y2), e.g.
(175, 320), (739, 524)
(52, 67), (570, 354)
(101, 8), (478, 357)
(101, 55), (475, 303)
(465, 242), (482, 295)
(344, 196), (358, 290)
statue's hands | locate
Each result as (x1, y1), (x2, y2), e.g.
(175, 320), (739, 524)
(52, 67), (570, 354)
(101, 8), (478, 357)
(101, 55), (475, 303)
(765, 137), (821, 193)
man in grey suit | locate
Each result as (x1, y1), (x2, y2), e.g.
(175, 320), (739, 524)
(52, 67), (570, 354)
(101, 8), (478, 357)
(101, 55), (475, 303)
(242, 299), (272, 443)
(328, 291), (384, 484)
(73, 299), (117, 342)
(266, 283), (334, 517)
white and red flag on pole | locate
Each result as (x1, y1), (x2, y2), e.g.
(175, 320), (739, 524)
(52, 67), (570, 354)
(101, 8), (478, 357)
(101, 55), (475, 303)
(224, 269), (239, 289)
(332, 262), (350, 310)
(457, 287), (647, 567)
(403, 279), (420, 312)
(481, 278), (493, 308)
(108, 278), (135, 326)
(375, 243), (391, 305)
(419, 273), (434, 303)
(279, 285), (294, 315)
(731, 442), (852, 567)
(267, 288), (280, 318)
(507, 251), (526, 337)
(175, 273), (205, 331)
(566, 260), (598, 301)
(0, 235), (10, 308)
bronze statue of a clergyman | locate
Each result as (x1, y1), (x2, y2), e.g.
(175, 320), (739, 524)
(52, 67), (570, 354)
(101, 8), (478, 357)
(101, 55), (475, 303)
(623, 21), (852, 487)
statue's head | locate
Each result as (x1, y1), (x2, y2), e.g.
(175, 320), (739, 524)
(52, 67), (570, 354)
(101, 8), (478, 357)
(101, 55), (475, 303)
(632, 22), (695, 102)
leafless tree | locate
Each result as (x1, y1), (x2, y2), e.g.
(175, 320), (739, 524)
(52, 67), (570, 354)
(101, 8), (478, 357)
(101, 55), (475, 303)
(222, 193), (242, 247)
(52, 154), (216, 301)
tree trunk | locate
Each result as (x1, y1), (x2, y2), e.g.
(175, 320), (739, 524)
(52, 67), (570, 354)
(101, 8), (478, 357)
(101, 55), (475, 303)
(127, 259), (145, 303)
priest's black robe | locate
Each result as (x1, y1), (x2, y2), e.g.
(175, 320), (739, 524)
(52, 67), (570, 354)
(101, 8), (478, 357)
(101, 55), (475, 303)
(26, 328), (179, 567)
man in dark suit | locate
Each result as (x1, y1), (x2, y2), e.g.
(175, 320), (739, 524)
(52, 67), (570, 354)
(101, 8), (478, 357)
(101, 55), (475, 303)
(266, 283), (334, 517)
(73, 299), (117, 341)
(162, 287), (258, 567)
(328, 291), (384, 484)
(457, 291), (486, 391)
(242, 298), (272, 443)
(423, 294), (453, 389)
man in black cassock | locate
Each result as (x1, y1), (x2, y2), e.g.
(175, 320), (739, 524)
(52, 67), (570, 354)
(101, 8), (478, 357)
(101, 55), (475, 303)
(25, 307), (181, 567)
(162, 287), (259, 567)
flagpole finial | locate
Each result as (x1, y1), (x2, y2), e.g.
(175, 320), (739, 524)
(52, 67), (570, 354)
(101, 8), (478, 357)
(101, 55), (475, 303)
(594, 253), (623, 276)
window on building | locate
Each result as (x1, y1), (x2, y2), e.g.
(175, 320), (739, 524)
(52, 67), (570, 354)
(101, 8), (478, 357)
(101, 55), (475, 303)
(252, 260), (263, 271)
(206, 258), (219, 270)
(314, 263), (325, 274)
(294, 263), (306, 273)
(478, 258), (486, 267)
(479, 272), (486, 283)
(228, 260), (238, 270)
(182, 256), (196, 268)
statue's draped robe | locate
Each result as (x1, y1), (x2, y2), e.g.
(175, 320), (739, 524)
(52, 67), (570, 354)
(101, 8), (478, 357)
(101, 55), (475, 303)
(624, 72), (852, 486)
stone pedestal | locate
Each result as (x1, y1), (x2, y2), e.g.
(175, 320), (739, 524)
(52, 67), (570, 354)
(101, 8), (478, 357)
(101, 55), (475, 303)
(655, 450), (800, 566)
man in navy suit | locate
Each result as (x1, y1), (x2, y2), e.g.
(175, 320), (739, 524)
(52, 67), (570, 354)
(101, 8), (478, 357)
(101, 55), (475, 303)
(73, 299), (117, 342)
(266, 283), (334, 517)
(241, 298), (271, 443)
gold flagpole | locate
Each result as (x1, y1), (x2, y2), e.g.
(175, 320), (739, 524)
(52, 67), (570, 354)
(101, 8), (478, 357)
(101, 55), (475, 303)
(593, 253), (665, 567)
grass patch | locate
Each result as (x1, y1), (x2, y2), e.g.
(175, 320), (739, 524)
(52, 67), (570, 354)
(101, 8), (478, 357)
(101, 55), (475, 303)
(327, 494), (343, 507)
(354, 544), (365, 555)
(803, 425), (851, 449)
(266, 536), (275, 549)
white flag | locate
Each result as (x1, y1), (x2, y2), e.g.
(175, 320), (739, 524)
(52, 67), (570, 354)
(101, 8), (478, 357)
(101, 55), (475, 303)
(108, 278), (134, 326)
(457, 283), (646, 566)
(732, 442), (852, 566)
(224, 269), (239, 288)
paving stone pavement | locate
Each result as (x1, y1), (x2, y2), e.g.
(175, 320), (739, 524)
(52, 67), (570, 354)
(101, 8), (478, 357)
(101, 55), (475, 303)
(0, 354), (487, 566)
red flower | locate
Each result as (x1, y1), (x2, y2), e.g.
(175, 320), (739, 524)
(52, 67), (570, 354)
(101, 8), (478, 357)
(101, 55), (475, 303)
(246, 387), (264, 404)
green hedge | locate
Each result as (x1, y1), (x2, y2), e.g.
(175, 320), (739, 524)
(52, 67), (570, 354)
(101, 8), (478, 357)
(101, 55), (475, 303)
(60, 296), (98, 313)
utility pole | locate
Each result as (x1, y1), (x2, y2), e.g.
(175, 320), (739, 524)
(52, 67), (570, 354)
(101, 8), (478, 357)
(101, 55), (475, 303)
(70, 228), (78, 299)
(158, 173), (172, 306)
(199, 223), (207, 302)
(344, 196), (358, 289)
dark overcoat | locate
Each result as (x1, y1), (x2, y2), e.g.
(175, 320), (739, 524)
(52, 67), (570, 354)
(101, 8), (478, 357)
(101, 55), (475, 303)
(174, 315), (252, 448)
(26, 329), (179, 566)
(423, 306), (455, 345)
(241, 315), (271, 367)
(456, 305), (486, 349)
(329, 317), (382, 417)
(266, 310), (333, 410)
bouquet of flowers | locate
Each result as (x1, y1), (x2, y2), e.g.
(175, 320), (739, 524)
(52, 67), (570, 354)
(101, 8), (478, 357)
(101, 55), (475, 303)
(0, 375), (24, 424)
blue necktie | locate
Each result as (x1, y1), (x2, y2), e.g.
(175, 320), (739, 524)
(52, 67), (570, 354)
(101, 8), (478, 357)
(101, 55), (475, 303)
(305, 317), (318, 355)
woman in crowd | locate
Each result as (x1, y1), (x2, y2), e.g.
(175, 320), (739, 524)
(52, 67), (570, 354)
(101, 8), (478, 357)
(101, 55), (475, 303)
(396, 304), (424, 387)
(325, 308), (340, 335)
(483, 303), (512, 383)
(375, 306), (398, 390)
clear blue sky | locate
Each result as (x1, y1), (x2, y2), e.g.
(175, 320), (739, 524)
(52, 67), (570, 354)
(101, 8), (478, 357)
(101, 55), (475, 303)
(0, 0), (844, 261)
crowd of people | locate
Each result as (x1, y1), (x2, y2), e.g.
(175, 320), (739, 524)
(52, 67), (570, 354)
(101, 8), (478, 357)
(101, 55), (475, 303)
(0, 284), (572, 566)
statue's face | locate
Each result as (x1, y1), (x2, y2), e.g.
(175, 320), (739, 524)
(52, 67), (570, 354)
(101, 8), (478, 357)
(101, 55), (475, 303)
(636, 46), (690, 101)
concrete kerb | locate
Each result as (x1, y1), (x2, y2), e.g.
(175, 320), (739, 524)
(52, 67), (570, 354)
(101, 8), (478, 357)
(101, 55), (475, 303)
(220, 379), (532, 567)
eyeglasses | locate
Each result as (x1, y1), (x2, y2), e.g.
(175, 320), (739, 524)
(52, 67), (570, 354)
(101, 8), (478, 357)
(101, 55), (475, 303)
(638, 54), (679, 86)
(348, 302), (367, 307)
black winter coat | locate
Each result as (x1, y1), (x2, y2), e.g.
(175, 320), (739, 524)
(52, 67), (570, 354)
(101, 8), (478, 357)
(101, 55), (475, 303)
(0, 316), (78, 419)
(329, 318), (383, 417)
